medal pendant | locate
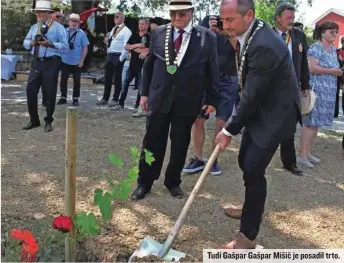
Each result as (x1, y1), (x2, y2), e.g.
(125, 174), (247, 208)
(167, 65), (177, 75)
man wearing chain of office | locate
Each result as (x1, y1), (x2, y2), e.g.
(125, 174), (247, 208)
(131, 0), (219, 200)
(23, 0), (68, 132)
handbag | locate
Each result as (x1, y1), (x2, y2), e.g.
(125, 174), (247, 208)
(301, 75), (317, 115)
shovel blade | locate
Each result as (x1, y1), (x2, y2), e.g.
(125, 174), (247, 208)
(128, 236), (186, 262)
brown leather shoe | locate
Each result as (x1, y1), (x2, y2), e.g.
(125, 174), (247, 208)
(224, 207), (242, 219)
(219, 232), (256, 249)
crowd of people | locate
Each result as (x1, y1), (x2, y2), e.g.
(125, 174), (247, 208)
(21, 0), (343, 249)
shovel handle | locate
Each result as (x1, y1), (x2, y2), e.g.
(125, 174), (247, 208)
(158, 144), (222, 258)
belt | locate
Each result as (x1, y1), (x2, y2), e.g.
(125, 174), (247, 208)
(35, 56), (60, 62)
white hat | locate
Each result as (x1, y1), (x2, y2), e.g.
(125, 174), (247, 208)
(68, 13), (81, 22)
(169, 0), (194, 10)
(32, 0), (54, 12)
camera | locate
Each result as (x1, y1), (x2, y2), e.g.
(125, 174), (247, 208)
(34, 34), (45, 43)
(209, 15), (223, 31)
(69, 42), (74, 50)
(216, 16), (223, 30)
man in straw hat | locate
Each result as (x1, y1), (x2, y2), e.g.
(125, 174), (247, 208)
(23, 0), (68, 132)
(131, 0), (219, 200)
(214, 0), (301, 248)
(57, 13), (89, 106)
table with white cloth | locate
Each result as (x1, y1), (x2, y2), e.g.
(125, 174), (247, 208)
(1, 55), (21, 80)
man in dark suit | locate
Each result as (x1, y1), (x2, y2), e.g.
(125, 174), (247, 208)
(274, 3), (310, 176)
(131, 0), (219, 200)
(223, 1), (310, 221)
(215, 0), (301, 248)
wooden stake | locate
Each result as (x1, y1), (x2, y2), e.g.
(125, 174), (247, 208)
(65, 107), (77, 262)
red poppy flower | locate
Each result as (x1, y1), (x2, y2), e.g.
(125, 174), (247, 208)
(22, 242), (39, 256)
(20, 249), (37, 262)
(52, 215), (73, 233)
(10, 229), (37, 244)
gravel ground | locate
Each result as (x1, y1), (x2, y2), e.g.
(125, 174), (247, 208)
(1, 81), (344, 261)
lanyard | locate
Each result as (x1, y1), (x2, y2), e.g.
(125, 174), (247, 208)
(111, 24), (125, 39)
(284, 32), (291, 45)
(69, 30), (78, 42)
(37, 19), (53, 34)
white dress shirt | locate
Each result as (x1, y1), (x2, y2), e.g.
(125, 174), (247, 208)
(276, 28), (292, 58)
(221, 21), (256, 137)
(173, 21), (193, 41)
(107, 24), (132, 62)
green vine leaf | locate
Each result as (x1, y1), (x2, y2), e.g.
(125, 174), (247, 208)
(112, 186), (119, 199)
(130, 146), (139, 163)
(108, 154), (124, 168)
(127, 167), (139, 181)
(98, 192), (113, 221)
(94, 188), (103, 205)
(144, 149), (155, 166)
(74, 212), (99, 237)
(119, 179), (132, 200)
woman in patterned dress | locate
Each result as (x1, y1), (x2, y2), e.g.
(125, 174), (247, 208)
(298, 21), (343, 168)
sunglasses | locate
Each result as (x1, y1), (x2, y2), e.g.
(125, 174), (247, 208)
(56, 15), (62, 18)
(170, 10), (190, 17)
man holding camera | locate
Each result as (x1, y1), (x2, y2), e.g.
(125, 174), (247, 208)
(23, 0), (68, 132)
(57, 13), (89, 106)
(183, 15), (240, 176)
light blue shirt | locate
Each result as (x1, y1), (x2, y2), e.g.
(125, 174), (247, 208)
(62, 27), (90, 65)
(23, 19), (68, 58)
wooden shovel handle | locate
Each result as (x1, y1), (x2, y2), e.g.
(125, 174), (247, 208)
(158, 144), (222, 258)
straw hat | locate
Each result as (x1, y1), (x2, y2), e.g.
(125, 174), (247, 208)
(68, 13), (81, 22)
(168, 0), (194, 10)
(32, 0), (54, 13)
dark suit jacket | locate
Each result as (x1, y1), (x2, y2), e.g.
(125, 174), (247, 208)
(225, 20), (301, 149)
(273, 27), (310, 91)
(141, 24), (219, 117)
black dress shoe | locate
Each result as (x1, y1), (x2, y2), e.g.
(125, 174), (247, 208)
(284, 165), (303, 176)
(168, 186), (184, 199)
(44, 123), (53, 132)
(131, 186), (151, 200)
(72, 100), (79, 106)
(23, 121), (40, 130)
(57, 98), (67, 105)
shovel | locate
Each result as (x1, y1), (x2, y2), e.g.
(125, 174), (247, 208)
(129, 144), (222, 262)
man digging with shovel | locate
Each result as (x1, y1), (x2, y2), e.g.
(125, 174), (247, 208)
(215, 0), (301, 248)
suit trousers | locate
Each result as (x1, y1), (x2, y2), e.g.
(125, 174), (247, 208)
(102, 53), (124, 102)
(26, 57), (61, 124)
(334, 77), (344, 117)
(119, 65), (142, 107)
(239, 130), (279, 240)
(60, 62), (82, 99)
(279, 135), (296, 168)
(137, 110), (197, 189)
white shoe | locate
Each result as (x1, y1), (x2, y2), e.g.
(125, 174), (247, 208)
(132, 107), (146, 117)
(297, 156), (314, 168)
(307, 154), (321, 163)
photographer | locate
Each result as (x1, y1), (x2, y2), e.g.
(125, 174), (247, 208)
(57, 13), (89, 106)
(23, 0), (68, 132)
(183, 15), (240, 176)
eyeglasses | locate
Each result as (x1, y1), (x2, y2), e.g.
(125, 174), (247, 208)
(170, 10), (190, 18)
(327, 29), (338, 36)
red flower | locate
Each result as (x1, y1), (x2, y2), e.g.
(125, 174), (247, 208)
(20, 249), (37, 262)
(10, 229), (37, 244)
(52, 215), (73, 233)
(10, 229), (39, 262)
